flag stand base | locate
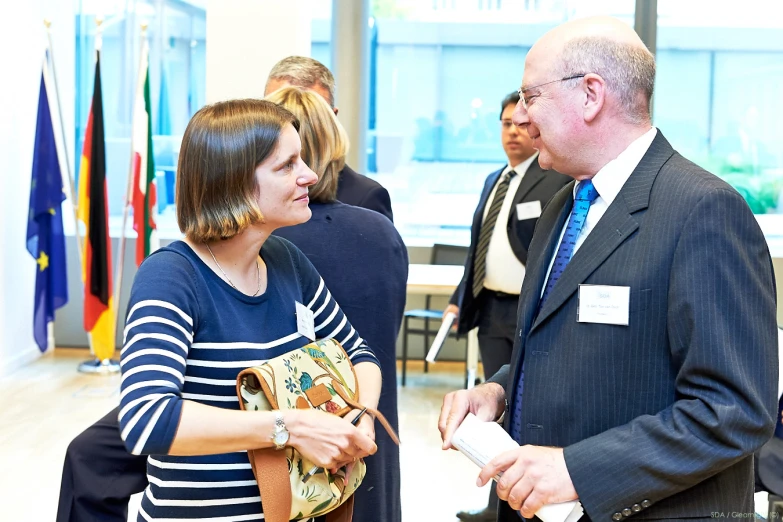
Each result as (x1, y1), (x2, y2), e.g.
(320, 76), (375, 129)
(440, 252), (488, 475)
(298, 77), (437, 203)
(78, 358), (121, 374)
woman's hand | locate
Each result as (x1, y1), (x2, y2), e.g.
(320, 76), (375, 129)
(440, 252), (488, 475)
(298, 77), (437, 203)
(284, 409), (376, 470)
(348, 408), (375, 442)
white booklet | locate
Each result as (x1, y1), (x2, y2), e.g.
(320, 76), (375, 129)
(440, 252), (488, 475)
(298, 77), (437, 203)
(451, 413), (584, 522)
(425, 312), (456, 363)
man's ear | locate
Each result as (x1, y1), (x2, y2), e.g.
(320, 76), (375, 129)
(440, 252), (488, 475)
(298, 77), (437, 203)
(583, 73), (605, 123)
(333, 107), (339, 116)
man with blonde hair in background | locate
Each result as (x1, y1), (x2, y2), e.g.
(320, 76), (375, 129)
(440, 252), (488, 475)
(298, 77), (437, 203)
(265, 55), (394, 222)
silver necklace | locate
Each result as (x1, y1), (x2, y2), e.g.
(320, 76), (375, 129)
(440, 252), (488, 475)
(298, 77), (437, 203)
(205, 243), (262, 297)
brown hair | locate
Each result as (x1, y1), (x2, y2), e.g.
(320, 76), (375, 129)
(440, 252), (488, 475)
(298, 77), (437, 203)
(176, 99), (299, 242)
(265, 87), (348, 203)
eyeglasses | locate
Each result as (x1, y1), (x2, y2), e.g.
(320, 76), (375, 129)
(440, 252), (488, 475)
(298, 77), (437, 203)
(517, 74), (586, 110)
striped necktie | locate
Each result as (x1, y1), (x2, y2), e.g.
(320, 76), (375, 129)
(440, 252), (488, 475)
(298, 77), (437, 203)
(472, 170), (516, 298)
(539, 179), (598, 305)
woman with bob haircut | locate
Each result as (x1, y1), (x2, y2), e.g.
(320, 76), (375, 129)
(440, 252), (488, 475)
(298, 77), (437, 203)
(267, 87), (408, 522)
(118, 98), (382, 521)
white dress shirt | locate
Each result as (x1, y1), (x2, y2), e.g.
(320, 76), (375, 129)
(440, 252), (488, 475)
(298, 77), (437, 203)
(483, 153), (538, 294)
(541, 128), (658, 296)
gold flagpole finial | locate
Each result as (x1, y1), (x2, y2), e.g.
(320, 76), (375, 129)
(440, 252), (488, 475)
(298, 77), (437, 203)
(44, 19), (52, 30)
(95, 17), (104, 30)
(141, 21), (149, 33)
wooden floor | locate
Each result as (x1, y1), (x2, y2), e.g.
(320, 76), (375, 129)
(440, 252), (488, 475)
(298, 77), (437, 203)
(0, 349), (490, 521)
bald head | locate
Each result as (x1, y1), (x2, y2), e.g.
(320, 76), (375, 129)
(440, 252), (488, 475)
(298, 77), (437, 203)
(527, 16), (655, 124)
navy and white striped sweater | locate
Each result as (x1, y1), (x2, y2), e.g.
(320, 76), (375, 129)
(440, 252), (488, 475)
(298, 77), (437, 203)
(119, 238), (379, 521)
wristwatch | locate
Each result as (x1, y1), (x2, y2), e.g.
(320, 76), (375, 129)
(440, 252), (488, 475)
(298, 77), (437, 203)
(496, 398), (509, 424)
(271, 411), (289, 450)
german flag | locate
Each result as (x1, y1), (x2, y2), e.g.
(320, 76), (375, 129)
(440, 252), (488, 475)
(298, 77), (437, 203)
(77, 50), (114, 361)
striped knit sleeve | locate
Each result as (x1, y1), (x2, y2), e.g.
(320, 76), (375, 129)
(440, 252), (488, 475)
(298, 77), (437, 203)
(289, 243), (380, 368)
(119, 250), (198, 455)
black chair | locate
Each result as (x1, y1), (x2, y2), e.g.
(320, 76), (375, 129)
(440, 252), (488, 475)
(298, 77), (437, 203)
(401, 243), (469, 386)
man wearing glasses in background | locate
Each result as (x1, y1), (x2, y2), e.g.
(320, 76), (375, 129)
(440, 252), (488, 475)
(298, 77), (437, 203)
(445, 90), (569, 522)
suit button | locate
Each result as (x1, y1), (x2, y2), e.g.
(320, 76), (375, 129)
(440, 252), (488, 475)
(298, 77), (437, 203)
(641, 500), (652, 509)
(632, 504), (642, 513)
(612, 513), (623, 521)
(622, 508), (632, 517)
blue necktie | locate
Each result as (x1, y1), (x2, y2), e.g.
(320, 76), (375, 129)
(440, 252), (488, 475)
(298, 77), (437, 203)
(775, 395), (783, 439)
(510, 179), (599, 440)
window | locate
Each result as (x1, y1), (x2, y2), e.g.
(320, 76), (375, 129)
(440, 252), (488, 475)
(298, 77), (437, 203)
(366, 0), (637, 246)
(655, 0), (783, 223)
(75, 0), (205, 236)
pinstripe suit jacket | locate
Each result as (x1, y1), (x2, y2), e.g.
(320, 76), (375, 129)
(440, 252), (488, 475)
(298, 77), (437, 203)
(489, 132), (779, 521)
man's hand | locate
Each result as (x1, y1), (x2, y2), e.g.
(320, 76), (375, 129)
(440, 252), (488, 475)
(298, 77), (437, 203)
(478, 445), (577, 518)
(443, 304), (459, 331)
(438, 382), (505, 450)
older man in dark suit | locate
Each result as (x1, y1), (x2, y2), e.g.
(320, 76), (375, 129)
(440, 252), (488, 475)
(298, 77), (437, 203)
(439, 16), (779, 522)
(447, 91), (569, 521)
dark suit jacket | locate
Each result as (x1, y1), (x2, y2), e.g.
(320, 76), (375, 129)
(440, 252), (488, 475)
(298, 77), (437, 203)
(335, 164), (394, 222)
(275, 201), (407, 522)
(449, 159), (570, 334)
(488, 133), (779, 521)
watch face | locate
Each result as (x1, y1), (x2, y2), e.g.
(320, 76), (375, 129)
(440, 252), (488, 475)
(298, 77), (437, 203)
(273, 429), (289, 446)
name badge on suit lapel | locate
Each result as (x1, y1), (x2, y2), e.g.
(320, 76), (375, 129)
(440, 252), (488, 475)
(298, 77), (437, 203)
(516, 200), (542, 220)
(577, 285), (630, 326)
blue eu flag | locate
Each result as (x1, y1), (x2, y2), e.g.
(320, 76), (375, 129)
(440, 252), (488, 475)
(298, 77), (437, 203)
(27, 59), (68, 352)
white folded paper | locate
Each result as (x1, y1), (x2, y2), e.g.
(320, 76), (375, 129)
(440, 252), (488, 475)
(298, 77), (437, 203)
(451, 413), (583, 522)
(425, 312), (456, 363)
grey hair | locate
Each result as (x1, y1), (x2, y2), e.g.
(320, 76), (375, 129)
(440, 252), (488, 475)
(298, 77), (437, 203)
(557, 36), (656, 124)
(266, 56), (336, 108)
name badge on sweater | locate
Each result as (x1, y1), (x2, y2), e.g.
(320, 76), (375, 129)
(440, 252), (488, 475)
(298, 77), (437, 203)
(295, 301), (316, 341)
(577, 285), (630, 326)
(516, 201), (542, 220)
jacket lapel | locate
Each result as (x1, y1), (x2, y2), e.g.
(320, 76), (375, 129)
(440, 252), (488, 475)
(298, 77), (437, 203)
(513, 159), (547, 205)
(473, 167), (505, 231)
(531, 132), (676, 330)
(505, 184), (573, 400)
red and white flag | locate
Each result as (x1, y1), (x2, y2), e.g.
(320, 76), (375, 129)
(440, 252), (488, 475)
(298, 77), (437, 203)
(131, 41), (158, 266)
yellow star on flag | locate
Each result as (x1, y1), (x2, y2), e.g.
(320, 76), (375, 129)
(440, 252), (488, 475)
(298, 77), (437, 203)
(36, 251), (49, 272)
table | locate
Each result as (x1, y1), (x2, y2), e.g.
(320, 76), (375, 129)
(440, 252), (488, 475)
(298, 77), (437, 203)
(406, 264), (479, 389)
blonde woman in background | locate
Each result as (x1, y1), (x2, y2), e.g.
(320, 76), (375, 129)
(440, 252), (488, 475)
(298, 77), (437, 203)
(267, 87), (408, 522)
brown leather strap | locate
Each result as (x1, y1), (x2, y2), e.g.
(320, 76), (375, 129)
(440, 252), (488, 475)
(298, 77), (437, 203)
(333, 381), (400, 445)
(326, 493), (354, 522)
(249, 448), (291, 522)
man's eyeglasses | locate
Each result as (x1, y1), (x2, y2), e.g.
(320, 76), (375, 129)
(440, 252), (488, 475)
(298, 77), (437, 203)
(517, 74), (586, 110)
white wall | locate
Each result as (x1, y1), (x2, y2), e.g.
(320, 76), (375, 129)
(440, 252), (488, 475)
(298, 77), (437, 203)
(205, 0), (311, 104)
(0, 0), (75, 377)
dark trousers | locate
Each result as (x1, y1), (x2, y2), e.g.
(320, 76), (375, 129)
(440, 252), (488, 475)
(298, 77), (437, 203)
(57, 406), (147, 522)
(477, 291), (520, 513)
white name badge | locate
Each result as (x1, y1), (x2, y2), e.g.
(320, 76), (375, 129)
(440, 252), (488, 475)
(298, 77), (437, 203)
(516, 200), (542, 221)
(295, 301), (316, 341)
(577, 285), (630, 326)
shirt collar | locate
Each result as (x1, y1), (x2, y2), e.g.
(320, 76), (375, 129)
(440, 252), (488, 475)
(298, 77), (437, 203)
(574, 127), (657, 205)
(504, 151), (539, 178)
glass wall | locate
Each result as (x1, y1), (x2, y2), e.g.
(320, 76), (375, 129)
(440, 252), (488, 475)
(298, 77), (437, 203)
(362, 0), (637, 245)
(655, 0), (783, 217)
(75, 0), (783, 245)
(75, 0), (206, 227)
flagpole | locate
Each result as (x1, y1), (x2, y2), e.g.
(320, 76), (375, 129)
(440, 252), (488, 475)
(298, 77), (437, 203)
(114, 23), (148, 341)
(78, 16), (120, 375)
(45, 20), (84, 273)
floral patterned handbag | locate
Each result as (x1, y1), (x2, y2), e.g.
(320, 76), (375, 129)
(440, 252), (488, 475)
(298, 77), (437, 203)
(236, 338), (399, 522)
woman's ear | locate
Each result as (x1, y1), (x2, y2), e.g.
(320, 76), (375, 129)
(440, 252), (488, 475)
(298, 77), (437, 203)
(582, 73), (605, 123)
